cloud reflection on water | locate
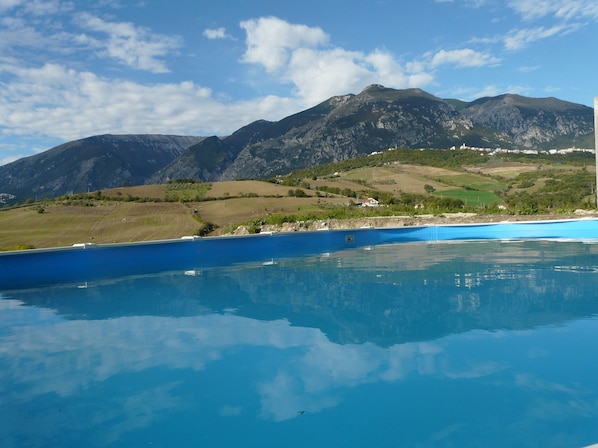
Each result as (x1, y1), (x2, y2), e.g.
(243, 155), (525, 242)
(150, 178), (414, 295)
(0, 299), (591, 425)
(2, 240), (598, 446)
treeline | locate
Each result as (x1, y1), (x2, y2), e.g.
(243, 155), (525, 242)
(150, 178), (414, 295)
(315, 185), (358, 197)
(503, 168), (595, 213)
(244, 194), (469, 234)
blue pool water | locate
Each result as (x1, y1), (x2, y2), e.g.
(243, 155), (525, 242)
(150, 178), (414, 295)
(2, 238), (598, 447)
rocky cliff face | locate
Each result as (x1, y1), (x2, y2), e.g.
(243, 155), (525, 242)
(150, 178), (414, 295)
(218, 87), (456, 180)
(0, 85), (594, 202)
(216, 86), (593, 180)
(459, 94), (592, 148)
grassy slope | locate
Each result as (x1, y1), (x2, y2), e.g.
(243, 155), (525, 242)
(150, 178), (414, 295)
(0, 202), (200, 249)
(0, 156), (593, 250)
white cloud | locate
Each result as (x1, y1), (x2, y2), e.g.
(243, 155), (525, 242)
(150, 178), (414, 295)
(508, 0), (598, 21)
(0, 11), (96, 72)
(240, 16), (330, 73)
(5, 1), (590, 164)
(240, 17), (434, 104)
(429, 48), (500, 68)
(0, 17), (44, 50)
(0, 14), (465, 149)
(284, 47), (374, 103)
(22, 0), (70, 16)
(503, 24), (579, 50)
(73, 12), (182, 73)
(366, 50), (410, 85)
(449, 84), (529, 101)
(0, 62), (303, 142)
(0, 0), (25, 11)
(203, 27), (233, 40)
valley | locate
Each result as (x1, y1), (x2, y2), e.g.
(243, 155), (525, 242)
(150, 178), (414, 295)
(1, 150), (595, 250)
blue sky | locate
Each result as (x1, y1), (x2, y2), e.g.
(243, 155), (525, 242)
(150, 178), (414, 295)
(1, 0), (597, 165)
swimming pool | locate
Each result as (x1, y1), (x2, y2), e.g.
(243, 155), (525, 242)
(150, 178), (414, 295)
(1, 220), (598, 447)
(3, 218), (598, 290)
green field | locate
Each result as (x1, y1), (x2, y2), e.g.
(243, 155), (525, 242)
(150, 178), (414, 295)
(435, 190), (502, 207)
(434, 173), (507, 192)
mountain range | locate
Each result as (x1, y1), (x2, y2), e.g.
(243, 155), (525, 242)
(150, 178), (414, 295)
(0, 85), (594, 202)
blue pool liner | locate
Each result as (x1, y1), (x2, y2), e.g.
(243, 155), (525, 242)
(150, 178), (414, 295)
(2, 218), (598, 290)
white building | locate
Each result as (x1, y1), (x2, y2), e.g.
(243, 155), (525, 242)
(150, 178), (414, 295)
(361, 198), (380, 207)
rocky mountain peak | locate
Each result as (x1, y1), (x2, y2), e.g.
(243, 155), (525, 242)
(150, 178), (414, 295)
(0, 86), (593, 203)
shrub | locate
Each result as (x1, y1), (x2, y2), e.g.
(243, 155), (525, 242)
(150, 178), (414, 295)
(248, 219), (264, 234)
(10, 244), (36, 250)
(196, 221), (217, 237)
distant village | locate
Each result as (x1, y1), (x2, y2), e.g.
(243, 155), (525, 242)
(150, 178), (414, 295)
(448, 143), (595, 155)
(369, 145), (595, 157)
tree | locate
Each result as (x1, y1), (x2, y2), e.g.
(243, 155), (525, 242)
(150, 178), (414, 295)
(424, 184), (436, 194)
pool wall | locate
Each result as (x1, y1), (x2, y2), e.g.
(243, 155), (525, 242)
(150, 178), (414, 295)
(2, 218), (598, 290)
